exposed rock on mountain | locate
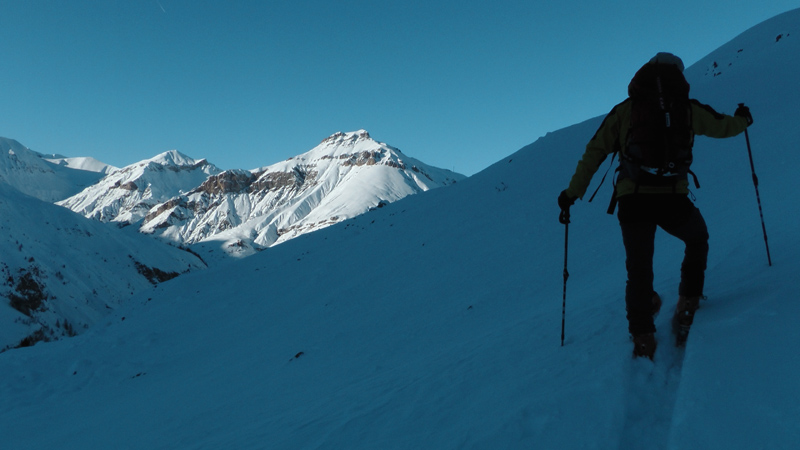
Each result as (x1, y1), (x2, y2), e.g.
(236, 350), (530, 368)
(138, 130), (464, 255)
(57, 150), (222, 224)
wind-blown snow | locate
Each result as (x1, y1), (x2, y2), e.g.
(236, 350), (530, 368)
(0, 9), (798, 450)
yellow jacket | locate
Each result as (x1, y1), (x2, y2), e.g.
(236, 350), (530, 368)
(566, 99), (749, 199)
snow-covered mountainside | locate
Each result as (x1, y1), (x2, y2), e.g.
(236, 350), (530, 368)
(58, 150), (222, 224)
(0, 137), (106, 202)
(140, 130), (463, 256)
(0, 183), (207, 352)
(1, 9), (798, 450)
(43, 155), (116, 174)
(57, 131), (462, 258)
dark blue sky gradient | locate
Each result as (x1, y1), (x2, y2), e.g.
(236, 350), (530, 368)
(1, 1), (797, 175)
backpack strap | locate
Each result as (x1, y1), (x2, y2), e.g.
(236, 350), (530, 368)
(688, 169), (700, 189)
(586, 150), (623, 215)
(587, 151), (618, 203)
(606, 185), (619, 215)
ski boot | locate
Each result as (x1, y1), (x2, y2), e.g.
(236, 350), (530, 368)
(630, 293), (662, 360)
(672, 295), (700, 347)
(632, 332), (657, 360)
(651, 292), (663, 318)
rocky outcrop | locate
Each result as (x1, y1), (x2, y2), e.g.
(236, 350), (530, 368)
(198, 170), (257, 195)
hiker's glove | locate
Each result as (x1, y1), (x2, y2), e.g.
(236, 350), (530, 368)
(735, 104), (753, 126)
(558, 190), (575, 224)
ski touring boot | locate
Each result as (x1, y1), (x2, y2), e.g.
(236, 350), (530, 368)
(651, 291), (663, 318)
(672, 295), (700, 347)
(631, 292), (663, 360)
(632, 332), (657, 360)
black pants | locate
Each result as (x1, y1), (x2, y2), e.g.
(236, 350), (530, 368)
(617, 194), (709, 335)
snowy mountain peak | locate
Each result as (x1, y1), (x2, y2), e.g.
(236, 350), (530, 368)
(139, 131), (464, 255)
(287, 129), (410, 167)
(54, 131), (463, 256)
(1, 137), (46, 168)
(0, 137), (31, 154)
(58, 150), (223, 224)
(0, 137), (106, 202)
(321, 129), (371, 145)
(145, 150), (206, 168)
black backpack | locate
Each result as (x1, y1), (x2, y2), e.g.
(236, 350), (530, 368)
(621, 63), (695, 188)
(589, 63), (698, 213)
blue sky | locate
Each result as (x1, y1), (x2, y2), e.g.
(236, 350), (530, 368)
(1, 1), (797, 175)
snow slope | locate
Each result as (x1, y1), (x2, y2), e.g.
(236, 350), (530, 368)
(0, 183), (207, 351)
(58, 131), (462, 260)
(141, 130), (463, 258)
(0, 137), (106, 202)
(1, 9), (798, 450)
(57, 150), (222, 223)
(43, 155), (116, 174)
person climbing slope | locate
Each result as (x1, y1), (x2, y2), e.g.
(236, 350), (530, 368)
(557, 52), (753, 359)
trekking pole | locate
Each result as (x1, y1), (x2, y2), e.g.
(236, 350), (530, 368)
(740, 106), (772, 266)
(561, 221), (570, 346)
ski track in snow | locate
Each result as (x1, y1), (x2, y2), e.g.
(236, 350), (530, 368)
(619, 312), (687, 450)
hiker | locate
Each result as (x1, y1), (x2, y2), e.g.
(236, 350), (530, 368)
(557, 52), (753, 359)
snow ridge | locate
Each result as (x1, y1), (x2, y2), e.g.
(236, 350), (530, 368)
(43, 156), (116, 174)
(57, 150), (222, 224)
(138, 130), (463, 256)
(0, 137), (104, 202)
(0, 182), (206, 351)
(55, 131), (462, 258)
